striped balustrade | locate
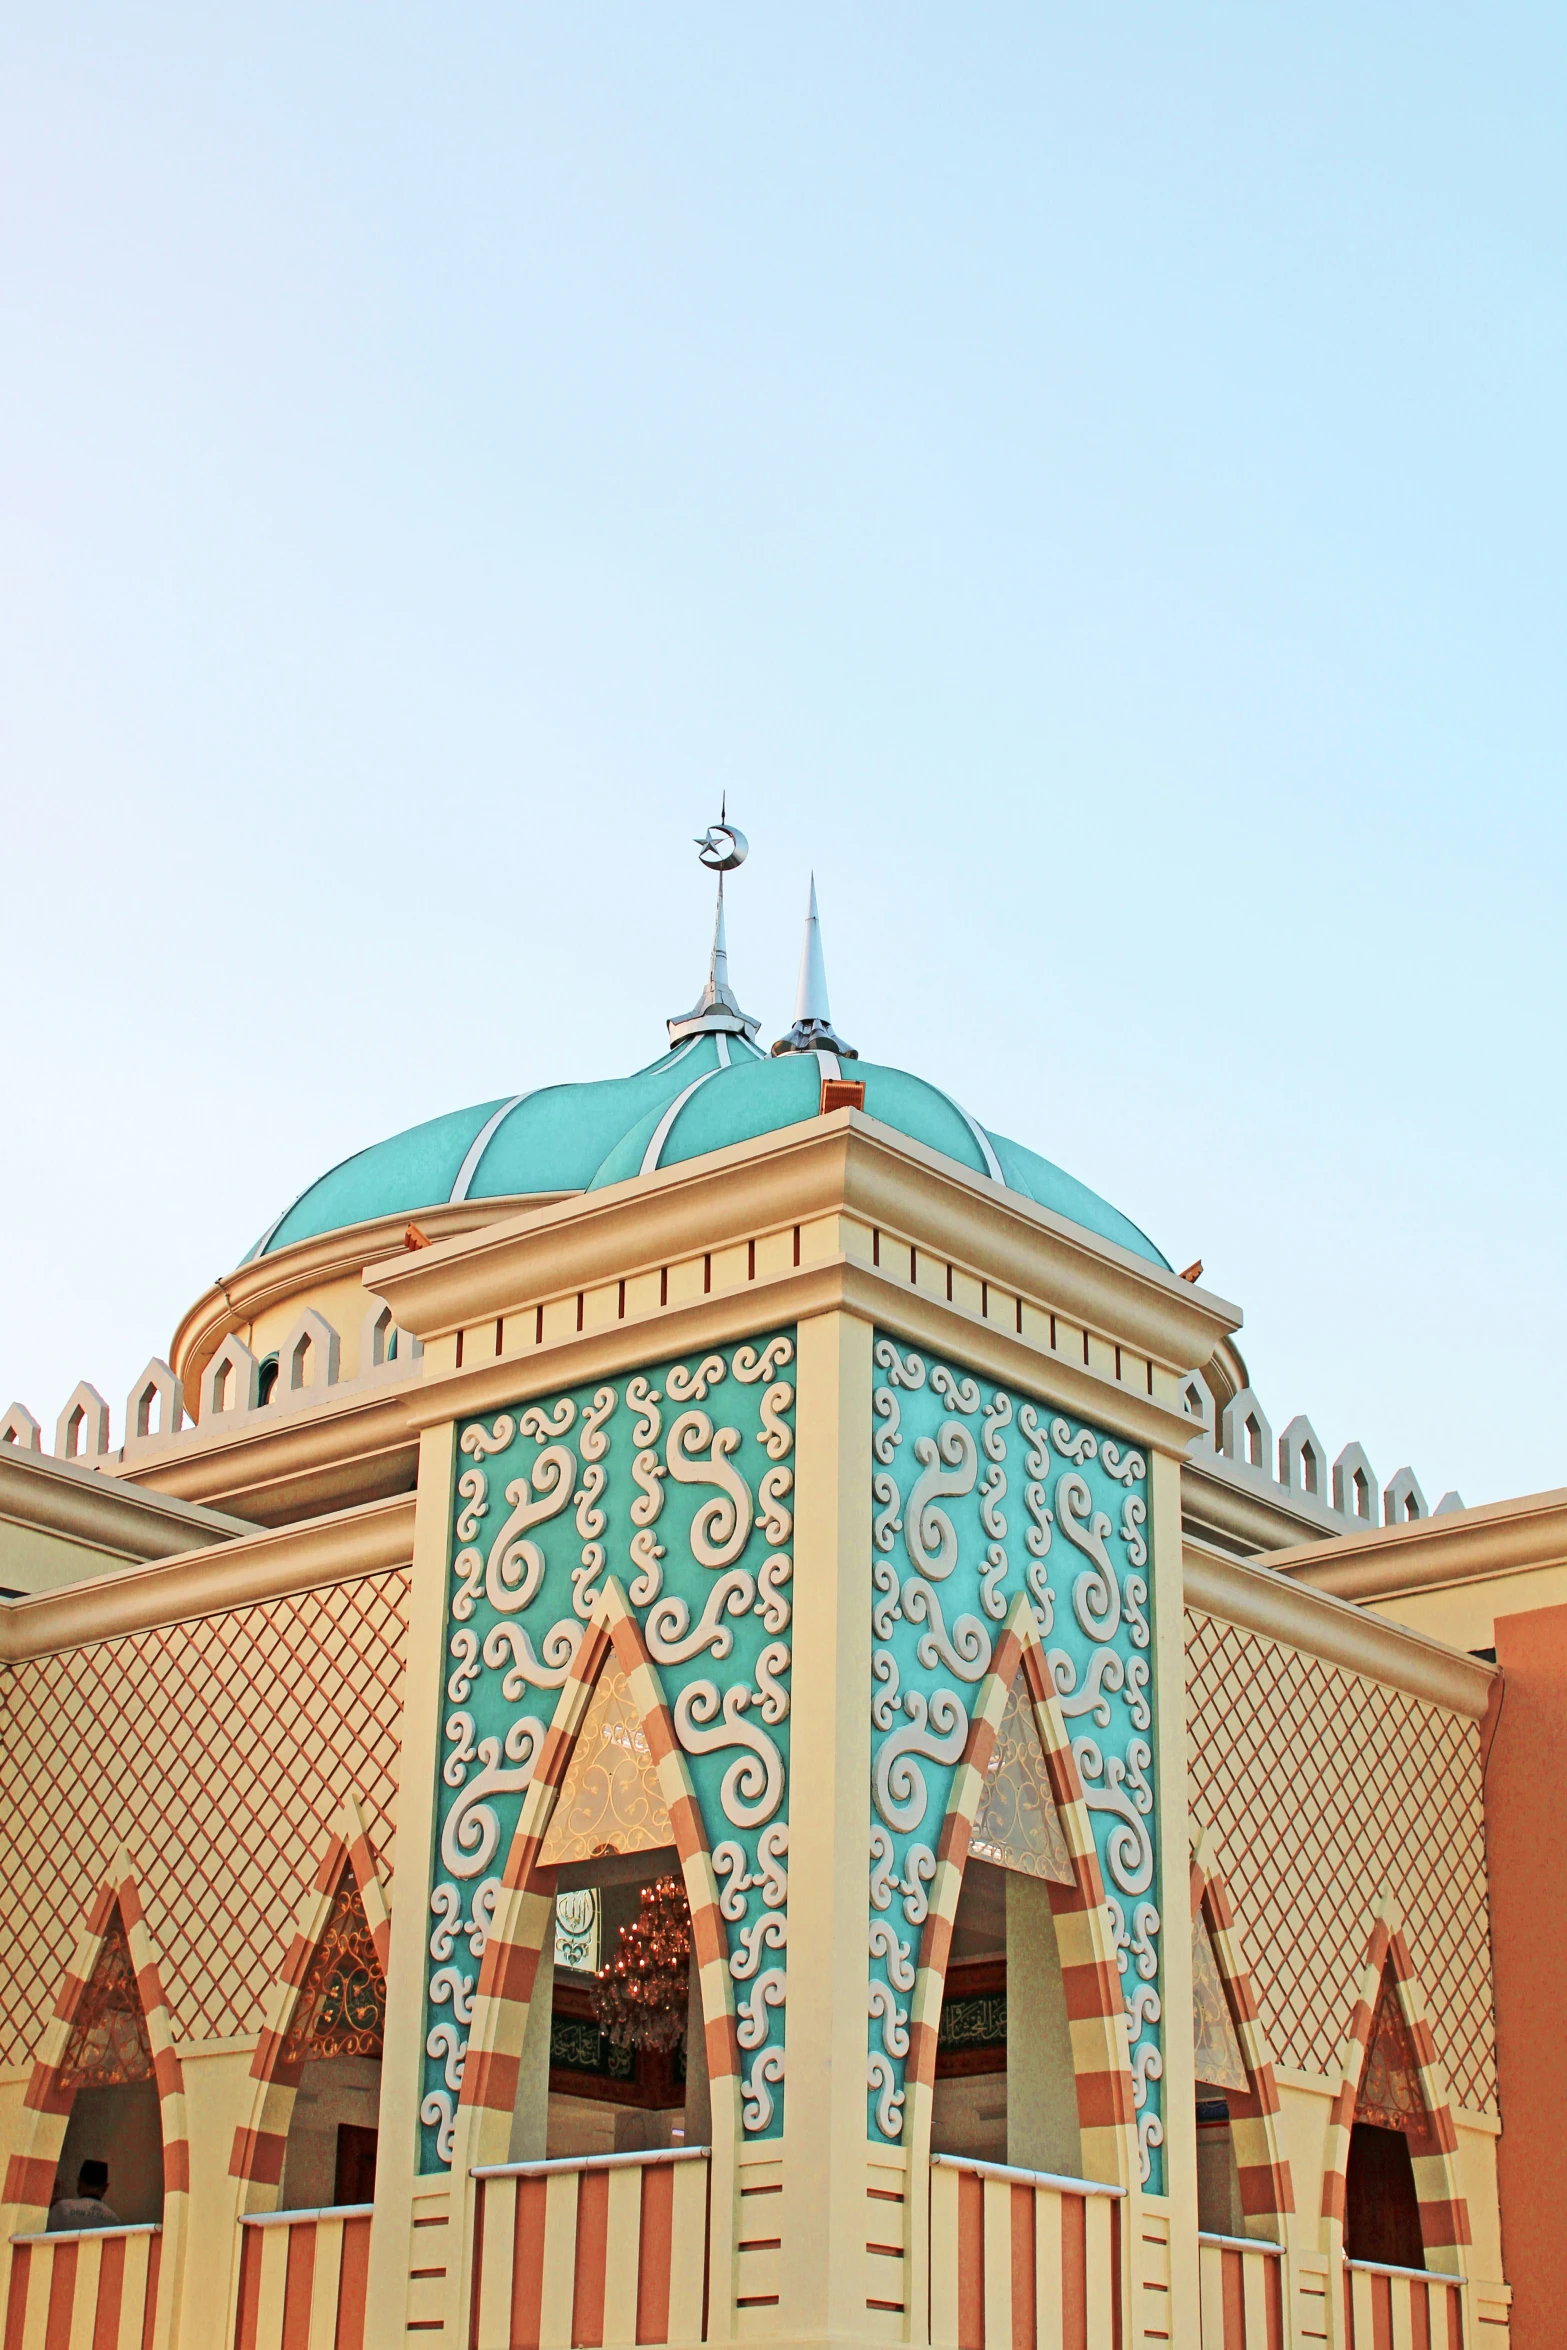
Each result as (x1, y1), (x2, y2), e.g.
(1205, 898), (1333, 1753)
(4, 2223), (161, 2350)
(1343, 2257), (1465, 2350)
(233, 2205), (372, 2350)
(1196, 2232), (1283, 2350)
(469, 2148), (710, 2350)
(928, 2154), (1124, 2350)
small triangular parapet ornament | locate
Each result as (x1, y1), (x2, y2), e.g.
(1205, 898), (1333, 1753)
(201, 1333), (260, 1422)
(125, 1358), (183, 1451)
(55, 1381), (111, 1464)
(0, 1402), (43, 1452)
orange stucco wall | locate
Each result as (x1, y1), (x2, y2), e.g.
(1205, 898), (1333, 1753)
(1488, 1598), (1567, 2347)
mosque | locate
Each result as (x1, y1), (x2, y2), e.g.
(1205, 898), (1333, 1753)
(0, 818), (1560, 2350)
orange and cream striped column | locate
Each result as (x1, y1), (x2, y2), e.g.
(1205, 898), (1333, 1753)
(1187, 1829), (1294, 2241)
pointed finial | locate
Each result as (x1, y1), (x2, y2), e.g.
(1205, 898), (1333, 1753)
(667, 808), (760, 1046)
(771, 874), (858, 1059)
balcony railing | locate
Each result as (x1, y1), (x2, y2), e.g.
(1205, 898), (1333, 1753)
(469, 2147), (711, 2350)
(928, 2153), (1125, 2350)
(234, 2204), (374, 2350)
(6, 2222), (162, 2349)
(1343, 2256), (1465, 2349)
(1196, 2230), (1283, 2349)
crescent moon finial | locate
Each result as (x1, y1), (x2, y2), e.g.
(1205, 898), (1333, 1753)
(666, 804), (759, 1047)
(695, 818), (749, 874)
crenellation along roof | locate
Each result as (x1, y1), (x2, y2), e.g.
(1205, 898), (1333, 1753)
(247, 1030), (1167, 1271)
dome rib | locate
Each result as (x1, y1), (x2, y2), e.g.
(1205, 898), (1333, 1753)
(641, 1069), (723, 1175)
(449, 1093), (531, 1202)
(932, 1088), (1005, 1184)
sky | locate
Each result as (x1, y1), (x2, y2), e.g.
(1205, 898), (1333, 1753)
(1, 5), (1563, 1508)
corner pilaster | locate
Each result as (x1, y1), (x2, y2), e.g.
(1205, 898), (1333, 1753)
(1143, 1441), (1199, 2347)
(777, 1309), (877, 2345)
(365, 1418), (456, 2346)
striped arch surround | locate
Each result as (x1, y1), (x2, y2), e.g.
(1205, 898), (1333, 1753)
(228, 1796), (392, 2206)
(0, 1853), (190, 2336)
(1187, 1823), (1295, 2237)
(904, 1592), (1139, 2190)
(450, 1578), (741, 2176)
(1319, 1896), (1471, 2272)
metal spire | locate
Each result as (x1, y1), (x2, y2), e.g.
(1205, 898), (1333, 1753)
(771, 873), (858, 1059)
(667, 803), (761, 1046)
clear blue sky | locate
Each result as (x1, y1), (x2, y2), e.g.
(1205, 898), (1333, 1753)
(2, 6), (1563, 1507)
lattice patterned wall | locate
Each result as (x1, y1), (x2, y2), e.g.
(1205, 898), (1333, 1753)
(1185, 1610), (1496, 2115)
(0, 1573), (407, 2069)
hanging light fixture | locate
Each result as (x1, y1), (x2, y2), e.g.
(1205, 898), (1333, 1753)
(592, 1875), (693, 2053)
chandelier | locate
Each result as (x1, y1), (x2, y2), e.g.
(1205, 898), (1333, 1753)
(592, 1875), (692, 2053)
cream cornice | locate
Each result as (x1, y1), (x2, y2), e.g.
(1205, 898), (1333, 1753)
(170, 1195), (560, 1402)
(1182, 1535), (1495, 1720)
(401, 1258), (1202, 1457)
(1181, 1450), (1347, 1557)
(1268, 1484), (1567, 1603)
(0, 1446), (250, 1562)
(124, 1246), (1197, 1527)
(115, 1374), (420, 1525)
(365, 1110), (1241, 1374)
(0, 1494), (415, 1663)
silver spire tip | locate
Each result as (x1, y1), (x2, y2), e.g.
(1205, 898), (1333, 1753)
(771, 873), (858, 1059)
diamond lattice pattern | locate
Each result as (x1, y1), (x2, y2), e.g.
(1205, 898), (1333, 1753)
(1185, 1609), (1496, 2115)
(0, 1572), (408, 2068)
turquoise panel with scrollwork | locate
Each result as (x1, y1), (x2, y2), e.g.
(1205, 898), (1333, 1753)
(866, 1336), (1164, 2190)
(421, 1333), (796, 2174)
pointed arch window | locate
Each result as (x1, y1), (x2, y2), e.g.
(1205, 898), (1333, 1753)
(276, 1866), (387, 2210)
(60, 1907), (154, 2090)
(931, 1664), (1082, 2177)
(1186, 1832), (1294, 2247)
(42, 1899), (168, 2230)
(507, 1651), (712, 2165)
(1320, 1904), (1469, 2280)
(1192, 1905), (1248, 2236)
(1344, 1964), (1430, 2270)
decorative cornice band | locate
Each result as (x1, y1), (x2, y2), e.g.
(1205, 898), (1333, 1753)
(1181, 1454), (1350, 1559)
(1183, 1537), (1494, 1720)
(0, 1447), (247, 1563)
(403, 1257), (1199, 1457)
(0, 1494), (416, 1663)
(1268, 1484), (1567, 1602)
(115, 1380), (421, 1522)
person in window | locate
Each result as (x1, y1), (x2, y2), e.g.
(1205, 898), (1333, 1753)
(48, 2160), (119, 2231)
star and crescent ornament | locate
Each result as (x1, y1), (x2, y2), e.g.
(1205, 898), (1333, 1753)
(696, 815), (748, 872)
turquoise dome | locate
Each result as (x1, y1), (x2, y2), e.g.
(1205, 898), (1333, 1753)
(247, 1031), (1167, 1269)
